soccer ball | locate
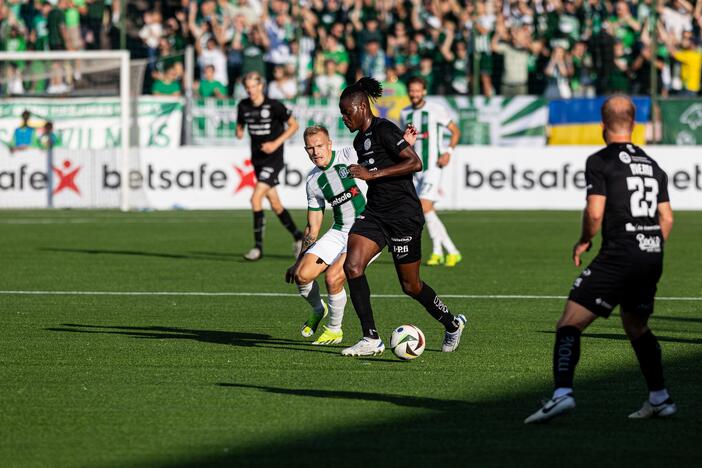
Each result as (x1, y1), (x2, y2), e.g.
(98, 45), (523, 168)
(390, 324), (426, 360)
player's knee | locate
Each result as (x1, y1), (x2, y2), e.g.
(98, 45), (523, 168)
(343, 258), (364, 279)
(294, 270), (313, 286)
(400, 279), (422, 297)
(325, 270), (345, 292)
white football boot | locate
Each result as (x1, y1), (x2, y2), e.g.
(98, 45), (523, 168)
(524, 394), (576, 424)
(628, 399), (677, 419)
(243, 247), (262, 261)
(442, 314), (467, 352)
(341, 337), (385, 357)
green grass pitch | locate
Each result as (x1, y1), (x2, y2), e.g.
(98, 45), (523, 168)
(1, 210), (700, 467)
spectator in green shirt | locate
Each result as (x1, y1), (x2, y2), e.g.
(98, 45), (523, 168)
(31, 3), (52, 51)
(48, 0), (67, 50)
(152, 66), (182, 96)
(197, 64), (227, 98)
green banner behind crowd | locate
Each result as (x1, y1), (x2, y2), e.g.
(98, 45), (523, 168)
(661, 99), (702, 145)
(191, 96), (548, 147)
(0, 97), (184, 150)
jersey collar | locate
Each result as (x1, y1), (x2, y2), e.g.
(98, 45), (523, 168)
(323, 151), (336, 170)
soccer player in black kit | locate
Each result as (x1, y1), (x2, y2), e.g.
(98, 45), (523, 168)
(338, 77), (467, 357)
(236, 71), (302, 261)
(525, 96), (676, 423)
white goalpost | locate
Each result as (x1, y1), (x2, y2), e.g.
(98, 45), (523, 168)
(0, 50), (132, 211)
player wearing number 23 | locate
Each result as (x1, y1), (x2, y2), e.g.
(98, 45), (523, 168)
(525, 96), (676, 424)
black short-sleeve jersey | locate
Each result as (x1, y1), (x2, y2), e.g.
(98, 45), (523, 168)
(585, 143), (669, 256)
(352, 117), (422, 218)
(236, 97), (292, 160)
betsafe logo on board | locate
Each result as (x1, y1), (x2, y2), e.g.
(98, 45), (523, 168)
(0, 159), (82, 195)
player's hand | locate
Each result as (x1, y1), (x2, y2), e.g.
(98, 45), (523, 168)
(572, 240), (592, 267)
(348, 164), (372, 180)
(285, 264), (298, 284)
(403, 124), (418, 146)
(260, 141), (279, 154)
(437, 152), (451, 168)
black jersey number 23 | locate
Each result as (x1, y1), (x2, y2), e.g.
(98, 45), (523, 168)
(626, 176), (659, 218)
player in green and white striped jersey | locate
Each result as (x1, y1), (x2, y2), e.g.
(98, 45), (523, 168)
(400, 77), (463, 267)
(284, 125), (366, 345)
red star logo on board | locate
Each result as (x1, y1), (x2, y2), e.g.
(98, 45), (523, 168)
(233, 159), (256, 193)
(53, 160), (81, 195)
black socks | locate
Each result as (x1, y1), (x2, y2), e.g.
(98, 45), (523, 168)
(347, 275), (378, 339)
(411, 283), (459, 332)
(631, 329), (665, 391)
(553, 326), (581, 389)
(276, 209), (303, 241)
(253, 210), (264, 250)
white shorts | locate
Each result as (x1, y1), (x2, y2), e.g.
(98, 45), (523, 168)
(414, 168), (443, 202)
(306, 228), (348, 265)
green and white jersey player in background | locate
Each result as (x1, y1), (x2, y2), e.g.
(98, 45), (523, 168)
(400, 76), (463, 267)
(285, 124), (416, 345)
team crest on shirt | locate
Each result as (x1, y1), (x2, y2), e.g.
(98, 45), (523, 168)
(364, 138), (371, 150)
(618, 151), (631, 164)
(260, 108), (270, 118)
(338, 166), (349, 178)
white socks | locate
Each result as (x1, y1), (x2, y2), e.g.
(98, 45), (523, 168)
(553, 387), (573, 399)
(424, 210), (459, 255)
(297, 281), (324, 315)
(327, 289), (347, 331)
(649, 389), (670, 405)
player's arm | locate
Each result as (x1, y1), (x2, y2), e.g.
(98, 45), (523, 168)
(573, 195), (606, 267)
(261, 103), (300, 154)
(658, 203), (674, 241)
(349, 125), (421, 180)
(235, 103), (245, 139)
(438, 121), (461, 168)
(285, 209), (324, 283)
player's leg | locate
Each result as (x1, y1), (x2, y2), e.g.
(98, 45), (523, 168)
(341, 228), (385, 356)
(312, 254), (347, 345)
(621, 269), (677, 418)
(394, 259), (467, 351)
(294, 253), (329, 337)
(421, 198), (445, 266)
(420, 168), (460, 267)
(524, 300), (597, 424)
(265, 182), (303, 254)
(244, 181), (272, 261)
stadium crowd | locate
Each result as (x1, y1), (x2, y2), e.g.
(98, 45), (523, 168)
(1, 0), (701, 98)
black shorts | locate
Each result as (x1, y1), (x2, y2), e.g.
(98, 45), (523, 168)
(568, 251), (663, 318)
(349, 211), (424, 264)
(253, 157), (284, 187)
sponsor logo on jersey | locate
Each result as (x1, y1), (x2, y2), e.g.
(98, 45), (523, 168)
(364, 138), (371, 150)
(595, 298), (613, 310)
(636, 233), (662, 253)
(626, 222), (661, 232)
(582, 269), (591, 277)
(619, 152), (632, 164)
(390, 236), (412, 242)
(329, 186), (361, 207)
(626, 144), (635, 153)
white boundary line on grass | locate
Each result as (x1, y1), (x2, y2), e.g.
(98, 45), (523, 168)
(0, 290), (700, 301)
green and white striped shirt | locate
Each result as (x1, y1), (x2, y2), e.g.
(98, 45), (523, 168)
(306, 146), (366, 233)
(400, 101), (453, 172)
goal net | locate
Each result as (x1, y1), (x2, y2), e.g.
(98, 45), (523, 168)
(0, 50), (136, 210)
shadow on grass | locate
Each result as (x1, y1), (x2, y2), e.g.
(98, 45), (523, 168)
(189, 250), (294, 260)
(217, 383), (471, 411)
(40, 247), (234, 262)
(164, 350), (702, 468)
(45, 324), (340, 354)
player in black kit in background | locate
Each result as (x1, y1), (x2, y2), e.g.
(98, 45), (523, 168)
(525, 96), (676, 424)
(338, 77), (467, 357)
(237, 71), (302, 261)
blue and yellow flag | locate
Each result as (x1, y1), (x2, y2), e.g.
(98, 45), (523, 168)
(548, 97), (651, 145)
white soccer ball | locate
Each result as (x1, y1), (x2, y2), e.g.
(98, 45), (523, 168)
(390, 324), (426, 360)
